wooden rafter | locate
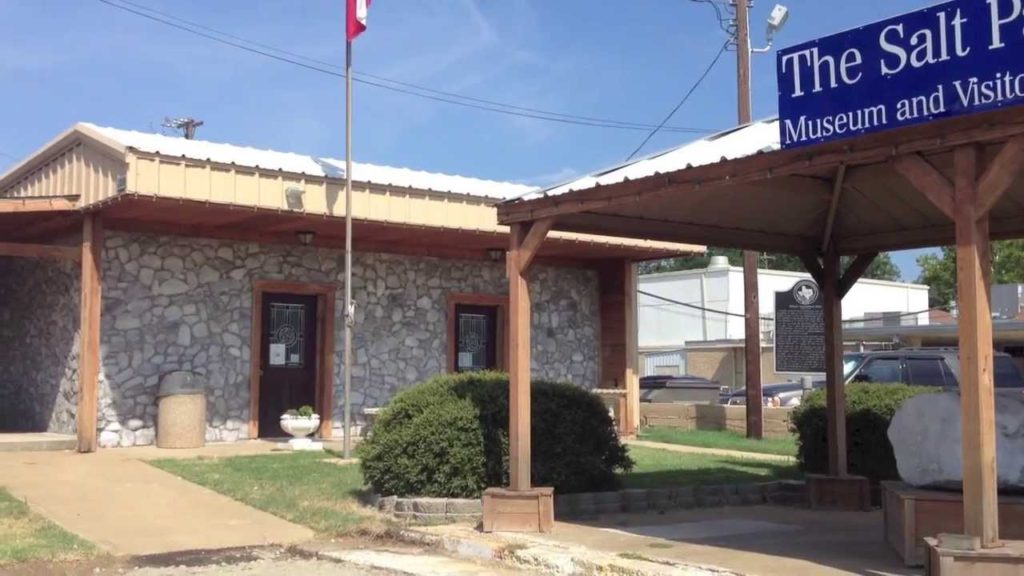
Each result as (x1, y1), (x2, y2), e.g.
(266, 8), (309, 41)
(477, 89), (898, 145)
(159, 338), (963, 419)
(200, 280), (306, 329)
(820, 165), (847, 253)
(0, 241), (80, 261)
(976, 135), (1024, 216)
(892, 154), (955, 220)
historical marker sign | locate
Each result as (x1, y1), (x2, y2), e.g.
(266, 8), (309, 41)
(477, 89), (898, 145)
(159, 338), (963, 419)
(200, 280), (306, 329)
(778, 0), (1024, 149)
(774, 280), (825, 374)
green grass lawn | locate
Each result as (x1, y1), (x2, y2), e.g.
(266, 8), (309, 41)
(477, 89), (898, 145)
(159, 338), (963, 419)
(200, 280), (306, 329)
(638, 427), (798, 457)
(150, 452), (377, 535)
(620, 445), (801, 489)
(0, 488), (94, 565)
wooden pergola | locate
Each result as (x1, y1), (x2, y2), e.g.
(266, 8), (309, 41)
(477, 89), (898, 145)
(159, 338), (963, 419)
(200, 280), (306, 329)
(486, 106), (1024, 549)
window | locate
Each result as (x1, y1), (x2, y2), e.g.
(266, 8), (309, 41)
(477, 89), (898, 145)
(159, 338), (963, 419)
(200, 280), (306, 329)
(269, 302), (306, 368)
(855, 358), (902, 383)
(906, 358), (949, 387)
(994, 356), (1024, 388)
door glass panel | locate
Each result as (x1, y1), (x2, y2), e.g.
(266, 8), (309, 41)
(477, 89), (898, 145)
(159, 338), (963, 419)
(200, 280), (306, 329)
(458, 313), (489, 371)
(269, 303), (305, 368)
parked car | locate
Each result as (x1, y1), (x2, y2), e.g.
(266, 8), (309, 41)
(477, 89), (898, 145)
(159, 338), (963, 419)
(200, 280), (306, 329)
(639, 375), (723, 404)
(723, 347), (1024, 407)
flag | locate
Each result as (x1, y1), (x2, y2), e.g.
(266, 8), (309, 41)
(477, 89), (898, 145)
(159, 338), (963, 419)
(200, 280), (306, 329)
(347, 0), (371, 41)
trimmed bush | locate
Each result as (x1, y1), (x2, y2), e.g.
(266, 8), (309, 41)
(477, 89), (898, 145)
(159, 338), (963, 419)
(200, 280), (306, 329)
(359, 371), (633, 498)
(790, 383), (935, 483)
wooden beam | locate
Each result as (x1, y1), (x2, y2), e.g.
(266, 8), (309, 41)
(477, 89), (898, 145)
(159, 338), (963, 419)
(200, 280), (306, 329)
(821, 164), (847, 253)
(799, 253), (824, 286)
(892, 154), (955, 220)
(838, 252), (878, 299)
(517, 218), (554, 273)
(76, 214), (102, 453)
(0, 241), (80, 261)
(976, 135), (1024, 216)
(508, 223), (532, 491)
(742, 250), (763, 440)
(822, 246), (847, 476)
(0, 197), (78, 213)
(954, 145), (999, 548)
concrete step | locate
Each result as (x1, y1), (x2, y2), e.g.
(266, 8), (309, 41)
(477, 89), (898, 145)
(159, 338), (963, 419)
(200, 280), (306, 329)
(0, 432), (76, 452)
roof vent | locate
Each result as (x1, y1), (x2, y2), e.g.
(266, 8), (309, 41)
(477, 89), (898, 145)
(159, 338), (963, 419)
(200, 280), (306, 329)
(707, 255), (730, 270)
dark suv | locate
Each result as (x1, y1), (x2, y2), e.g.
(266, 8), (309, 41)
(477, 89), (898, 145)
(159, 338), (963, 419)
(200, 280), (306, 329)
(724, 347), (1024, 407)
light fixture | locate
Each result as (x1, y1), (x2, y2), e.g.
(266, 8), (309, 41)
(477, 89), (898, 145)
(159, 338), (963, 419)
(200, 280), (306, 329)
(752, 4), (790, 53)
(285, 186), (305, 210)
(486, 248), (505, 262)
(296, 231), (315, 246)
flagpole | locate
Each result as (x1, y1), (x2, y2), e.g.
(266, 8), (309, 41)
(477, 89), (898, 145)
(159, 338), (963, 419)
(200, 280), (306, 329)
(343, 38), (354, 459)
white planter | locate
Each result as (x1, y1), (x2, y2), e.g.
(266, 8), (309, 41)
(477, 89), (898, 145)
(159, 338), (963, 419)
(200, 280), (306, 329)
(279, 413), (322, 451)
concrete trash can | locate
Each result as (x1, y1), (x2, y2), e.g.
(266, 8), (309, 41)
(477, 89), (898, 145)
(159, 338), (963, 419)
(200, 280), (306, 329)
(156, 371), (206, 449)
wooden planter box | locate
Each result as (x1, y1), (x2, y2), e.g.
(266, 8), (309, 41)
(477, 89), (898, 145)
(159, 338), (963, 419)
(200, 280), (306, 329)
(883, 481), (1024, 567)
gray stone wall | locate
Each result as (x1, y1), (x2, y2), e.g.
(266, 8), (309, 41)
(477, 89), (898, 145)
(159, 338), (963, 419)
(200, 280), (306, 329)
(0, 257), (79, 433)
(99, 232), (600, 446)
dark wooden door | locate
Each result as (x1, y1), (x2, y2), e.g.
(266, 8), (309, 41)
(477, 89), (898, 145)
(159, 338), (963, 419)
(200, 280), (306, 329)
(453, 304), (498, 372)
(259, 293), (318, 437)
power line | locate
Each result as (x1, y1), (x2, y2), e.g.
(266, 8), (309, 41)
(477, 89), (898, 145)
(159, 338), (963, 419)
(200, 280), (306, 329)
(96, 0), (717, 135)
(687, 0), (734, 36)
(0, 151), (18, 161)
(625, 39), (731, 161)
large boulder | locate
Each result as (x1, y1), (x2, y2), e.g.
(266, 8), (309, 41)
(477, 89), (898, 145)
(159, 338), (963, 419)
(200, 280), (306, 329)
(888, 391), (1024, 491)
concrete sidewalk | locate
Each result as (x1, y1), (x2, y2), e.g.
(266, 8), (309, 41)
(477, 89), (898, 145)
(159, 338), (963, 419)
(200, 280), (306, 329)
(626, 439), (796, 462)
(0, 448), (313, 555)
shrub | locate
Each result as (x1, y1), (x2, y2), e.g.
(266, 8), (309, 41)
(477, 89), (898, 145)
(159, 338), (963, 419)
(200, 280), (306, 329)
(359, 371), (633, 498)
(790, 383), (935, 483)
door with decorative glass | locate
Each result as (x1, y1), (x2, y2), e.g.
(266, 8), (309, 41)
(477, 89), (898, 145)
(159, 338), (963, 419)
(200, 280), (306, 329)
(453, 304), (498, 372)
(259, 293), (318, 437)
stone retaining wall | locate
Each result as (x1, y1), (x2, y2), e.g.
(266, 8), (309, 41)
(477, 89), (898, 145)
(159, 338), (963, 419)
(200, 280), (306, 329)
(375, 481), (805, 524)
(640, 403), (795, 439)
(376, 496), (483, 524)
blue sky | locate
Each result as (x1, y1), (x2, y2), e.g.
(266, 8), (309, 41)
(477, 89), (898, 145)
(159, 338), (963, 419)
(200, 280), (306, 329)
(0, 0), (938, 279)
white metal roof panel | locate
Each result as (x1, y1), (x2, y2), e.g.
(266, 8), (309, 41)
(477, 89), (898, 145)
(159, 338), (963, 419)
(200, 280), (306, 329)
(80, 123), (534, 201)
(519, 118), (780, 202)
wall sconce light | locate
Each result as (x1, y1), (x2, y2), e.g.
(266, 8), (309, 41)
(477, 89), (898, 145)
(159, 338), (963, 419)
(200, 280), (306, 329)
(486, 248), (505, 262)
(296, 231), (315, 246)
(285, 186), (305, 210)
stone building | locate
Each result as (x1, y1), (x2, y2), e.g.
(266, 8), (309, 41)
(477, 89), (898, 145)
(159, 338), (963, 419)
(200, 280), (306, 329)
(0, 124), (695, 450)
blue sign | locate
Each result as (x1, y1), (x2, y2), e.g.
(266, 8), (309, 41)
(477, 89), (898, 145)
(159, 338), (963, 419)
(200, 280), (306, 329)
(778, 0), (1024, 149)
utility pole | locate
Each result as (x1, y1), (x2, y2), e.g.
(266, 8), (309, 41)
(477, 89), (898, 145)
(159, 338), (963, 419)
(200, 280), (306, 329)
(734, 0), (763, 440)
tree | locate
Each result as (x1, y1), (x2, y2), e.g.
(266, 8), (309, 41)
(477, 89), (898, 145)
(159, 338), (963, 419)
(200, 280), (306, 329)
(916, 240), (1024, 309)
(641, 249), (902, 282)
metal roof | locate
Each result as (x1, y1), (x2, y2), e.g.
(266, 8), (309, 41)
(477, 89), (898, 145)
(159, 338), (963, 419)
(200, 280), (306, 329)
(519, 119), (779, 202)
(81, 123), (535, 201)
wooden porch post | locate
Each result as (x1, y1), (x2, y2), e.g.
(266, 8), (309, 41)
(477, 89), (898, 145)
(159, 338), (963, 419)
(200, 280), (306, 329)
(508, 222), (532, 491)
(954, 145), (998, 548)
(624, 262), (639, 436)
(895, 137), (1024, 547)
(77, 213), (102, 453)
(483, 218), (555, 533)
(822, 247), (846, 477)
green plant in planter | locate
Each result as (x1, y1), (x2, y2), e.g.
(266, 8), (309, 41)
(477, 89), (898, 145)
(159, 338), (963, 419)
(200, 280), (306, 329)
(296, 405), (316, 418)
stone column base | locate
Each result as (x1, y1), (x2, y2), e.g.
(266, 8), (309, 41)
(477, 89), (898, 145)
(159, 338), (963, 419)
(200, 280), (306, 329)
(482, 487), (554, 533)
(807, 474), (871, 511)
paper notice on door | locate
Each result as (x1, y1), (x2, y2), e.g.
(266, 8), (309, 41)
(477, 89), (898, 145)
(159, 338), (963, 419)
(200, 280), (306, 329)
(458, 352), (474, 368)
(269, 343), (286, 366)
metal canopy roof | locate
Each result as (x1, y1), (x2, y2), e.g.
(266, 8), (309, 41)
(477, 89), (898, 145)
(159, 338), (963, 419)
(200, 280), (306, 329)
(498, 107), (1024, 256)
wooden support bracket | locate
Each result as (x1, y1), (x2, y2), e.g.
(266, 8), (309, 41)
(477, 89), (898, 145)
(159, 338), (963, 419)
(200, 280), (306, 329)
(893, 154), (955, 220)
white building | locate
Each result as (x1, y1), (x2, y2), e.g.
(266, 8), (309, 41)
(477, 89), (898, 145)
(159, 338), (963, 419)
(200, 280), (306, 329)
(638, 256), (931, 384)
